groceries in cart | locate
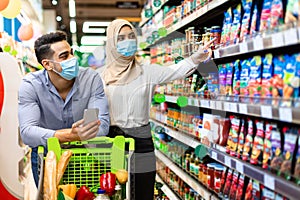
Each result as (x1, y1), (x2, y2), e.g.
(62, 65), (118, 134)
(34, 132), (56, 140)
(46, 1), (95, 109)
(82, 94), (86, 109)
(38, 136), (134, 200)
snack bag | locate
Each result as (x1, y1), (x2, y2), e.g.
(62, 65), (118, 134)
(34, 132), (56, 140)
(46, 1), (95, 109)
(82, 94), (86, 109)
(261, 54), (274, 104)
(259, 0), (272, 31)
(240, 59), (251, 99)
(270, 0), (284, 29)
(237, 119), (247, 159)
(245, 179), (253, 200)
(271, 55), (285, 106)
(252, 179), (261, 200)
(226, 62), (234, 95)
(223, 169), (234, 198)
(279, 127), (298, 180)
(240, 1), (252, 42)
(219, 64), (227, 95)
(233, 59), (241, 96)
(250, 120), (265, 166)
(270, 124), (283, 174)
(285, 0), (300, 24)
(226, 116), (241, 157)
(293, 135), (300, 185)
(249, 56), (262, 103)
(250, 5), (258, 36)
(222, 8), (233, 46)
(229, 171), (240, 200)
(235, 174), (247, 200)
(242, 118), (255, 161)
(262, 123), (273, 169)
(230, 4), (242, 44)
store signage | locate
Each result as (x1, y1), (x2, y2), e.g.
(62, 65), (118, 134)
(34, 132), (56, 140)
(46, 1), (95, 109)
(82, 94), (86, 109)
(116, 1), (139, 9)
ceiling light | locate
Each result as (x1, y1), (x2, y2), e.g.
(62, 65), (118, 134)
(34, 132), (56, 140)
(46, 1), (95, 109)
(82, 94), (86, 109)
(52, 0), (58, 5)
(82, 23), (106, 33)
(69, 0), (76, 18)
(81, 36), (106, 46)
(70, 20), (76, 33)
(56, 16), (62, 22)
(83, 21), (111, 27)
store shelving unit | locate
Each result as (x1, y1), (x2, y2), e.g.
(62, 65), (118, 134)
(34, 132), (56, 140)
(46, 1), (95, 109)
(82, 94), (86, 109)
(152, 119), (300, 200)
(155, 174), (181, 200)
(164, 95), (300, 124)
(155, 150), (212, 200)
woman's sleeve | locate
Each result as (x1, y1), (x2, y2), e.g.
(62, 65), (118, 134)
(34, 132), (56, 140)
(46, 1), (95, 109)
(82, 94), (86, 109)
(146, 57), (197, 85)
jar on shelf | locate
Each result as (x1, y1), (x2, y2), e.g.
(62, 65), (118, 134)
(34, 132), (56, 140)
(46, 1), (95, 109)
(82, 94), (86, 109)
(202, 164), (208, 185)
(214, 164), (224, 194)
(207, 163), (215, 190)
(185, 153), (190, 171)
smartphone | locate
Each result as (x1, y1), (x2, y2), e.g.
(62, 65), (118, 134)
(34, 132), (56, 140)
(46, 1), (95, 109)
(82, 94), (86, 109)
(83, 108), (99, 125)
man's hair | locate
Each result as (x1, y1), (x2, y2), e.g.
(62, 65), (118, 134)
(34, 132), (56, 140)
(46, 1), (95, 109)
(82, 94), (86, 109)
(34, 31), (67, 64)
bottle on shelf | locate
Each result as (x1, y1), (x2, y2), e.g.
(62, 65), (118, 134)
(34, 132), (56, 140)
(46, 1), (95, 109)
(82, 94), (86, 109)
(94, 188), (110, 200)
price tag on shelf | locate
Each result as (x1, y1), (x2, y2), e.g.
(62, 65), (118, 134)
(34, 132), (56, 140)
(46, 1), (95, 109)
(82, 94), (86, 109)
(253, 37), (263, 50)
(224, 156), (231, 168)
(261, 105), (273, 119)
(190, 98), (195, 106)
(284, 28), (298, 45)
(271, 32), (284, 47)
(210, 100), (216, 109)
(200, 100), (210, 108)
(279, 107), (292, 122)
(211, 151), (217, 160)
(214, 49), (220, 58)
(216, 101), (222, 110)
(224, 102), (230, 111)
(239, 103), (248, 114)
(239, 42), (248, 53)
(230, 103), (238, 113)
(264, 174), (275, 190)
(236, 161), (244, 174)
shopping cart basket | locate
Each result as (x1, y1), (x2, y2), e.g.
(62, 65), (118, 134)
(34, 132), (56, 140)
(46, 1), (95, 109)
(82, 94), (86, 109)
(36, 136), (134, 200)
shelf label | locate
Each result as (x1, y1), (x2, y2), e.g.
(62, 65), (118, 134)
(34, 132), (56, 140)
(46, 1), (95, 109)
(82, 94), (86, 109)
(200, 99), (210, 108)
(216, 101), (222, 110)
(279, 107), (292, 122)
(224, 102), (230, 111)
(253, 37), (263, 50)
(261, 105), (273, 119)
(230, 103), (238, 113)
(239, 42), (248, 53)
(210, 100), (216, 109)
(284, 28), (298, 45)
(264, 174), (275, 190)
(236, 161), (244, 174)
(189, 98), (195, 106)
(224, 156), (231, 168)
(214, 49), (220, 58)
(271, 32), (284, 47)
(239, 103), (248, 114)
(211, 151), (217, 160)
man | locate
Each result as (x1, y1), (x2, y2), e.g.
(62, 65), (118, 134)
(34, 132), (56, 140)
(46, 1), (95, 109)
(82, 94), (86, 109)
(18, 31), (109, 186)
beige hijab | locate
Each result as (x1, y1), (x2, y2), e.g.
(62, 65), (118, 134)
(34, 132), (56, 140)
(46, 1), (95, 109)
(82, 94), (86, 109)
(102, 19), (142, 85)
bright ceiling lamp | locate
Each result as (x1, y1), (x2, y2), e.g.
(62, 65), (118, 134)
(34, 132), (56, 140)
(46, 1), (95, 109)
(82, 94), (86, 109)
(70, 19), (76, 33)
(69, 0), (76, 17)
(81, 35), (106, 46)
(82, 22), (107, 33)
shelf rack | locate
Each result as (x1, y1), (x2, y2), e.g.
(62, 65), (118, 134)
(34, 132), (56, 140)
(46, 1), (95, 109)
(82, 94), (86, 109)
(155, 174), (181, 200)
(151, 119), (300, 200)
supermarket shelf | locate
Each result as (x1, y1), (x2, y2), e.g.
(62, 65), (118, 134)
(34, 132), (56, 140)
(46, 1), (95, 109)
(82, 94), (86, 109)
(150, 119), (201, 149)
(152, 118), (300, 200)
(145, 0), (233, 49)
(155, 150), (212, 200)
(164, 95), (300, 125)
(207, 143), (300, 200)
(213, 28), (300, 62)
(155, 174), (181, 200)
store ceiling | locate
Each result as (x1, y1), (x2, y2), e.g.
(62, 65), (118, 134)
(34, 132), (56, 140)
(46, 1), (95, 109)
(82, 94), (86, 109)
(42, 0), (144, 46)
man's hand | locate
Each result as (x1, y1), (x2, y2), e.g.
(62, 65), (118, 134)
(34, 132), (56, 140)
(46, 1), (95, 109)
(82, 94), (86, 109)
(54, 119), (101, 143)
(71, 119), (101, 141)
(191, 38), (216, 64)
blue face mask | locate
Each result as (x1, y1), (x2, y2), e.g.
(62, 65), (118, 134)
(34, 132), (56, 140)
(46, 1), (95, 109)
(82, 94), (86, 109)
(52, 57), (79, 80)
(117, 39), (137, 57)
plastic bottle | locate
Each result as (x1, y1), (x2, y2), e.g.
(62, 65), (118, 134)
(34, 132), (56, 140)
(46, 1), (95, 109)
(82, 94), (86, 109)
(113, 184), (122, 200)
(94, 188), (110, 200)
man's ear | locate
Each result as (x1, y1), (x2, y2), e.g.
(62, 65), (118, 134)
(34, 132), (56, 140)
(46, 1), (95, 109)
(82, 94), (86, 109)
(42, 59), (52, 71)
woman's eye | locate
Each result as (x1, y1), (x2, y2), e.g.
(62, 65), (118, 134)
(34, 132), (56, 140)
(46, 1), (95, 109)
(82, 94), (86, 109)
(129, 34), (136, 39)
(117, 36), (124, 42)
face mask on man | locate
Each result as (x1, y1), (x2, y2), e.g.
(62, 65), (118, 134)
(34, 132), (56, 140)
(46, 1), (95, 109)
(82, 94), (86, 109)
(50, 57), (79, 80)
(117, 39), (137, 57)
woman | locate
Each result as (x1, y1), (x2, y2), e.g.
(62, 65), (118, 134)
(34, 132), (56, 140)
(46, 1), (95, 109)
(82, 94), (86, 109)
(100, 19), (214, 200)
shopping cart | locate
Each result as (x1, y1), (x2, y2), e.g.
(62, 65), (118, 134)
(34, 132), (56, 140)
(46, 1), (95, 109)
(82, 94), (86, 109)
(36, 136), (135, 200)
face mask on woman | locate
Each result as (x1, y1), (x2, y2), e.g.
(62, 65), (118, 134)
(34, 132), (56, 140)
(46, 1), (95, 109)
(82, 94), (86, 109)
(117, 39), (137, 57)
(51, 57), (79, 80)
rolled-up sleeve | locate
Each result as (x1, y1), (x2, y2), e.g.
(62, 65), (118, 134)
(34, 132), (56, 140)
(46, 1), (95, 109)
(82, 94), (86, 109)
(146, 57), (197, 84)
(18, 80), (55, 147)
(89, 75), (110, 136)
